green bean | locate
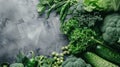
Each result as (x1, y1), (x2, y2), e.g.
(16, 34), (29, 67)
(46, 1), (65, 19)
(60, 1), (70, 20)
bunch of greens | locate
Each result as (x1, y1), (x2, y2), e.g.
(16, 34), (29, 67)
(83, 0), (120, 12)
(61, 12), (103, 35)
(37, 0), (82, 22)
(68, 28), (102, 55)
(61, 19), (103, 55)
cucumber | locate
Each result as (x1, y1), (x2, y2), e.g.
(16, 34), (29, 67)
(84, 52), (119, 67)
(95, 45), (120, 65)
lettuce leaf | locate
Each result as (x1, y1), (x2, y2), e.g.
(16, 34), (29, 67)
(83, 0), (120, 12)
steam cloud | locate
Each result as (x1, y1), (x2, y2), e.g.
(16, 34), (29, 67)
(0, 0), (68, 63)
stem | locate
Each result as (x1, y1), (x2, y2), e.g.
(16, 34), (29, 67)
(91, 37), (103, 45)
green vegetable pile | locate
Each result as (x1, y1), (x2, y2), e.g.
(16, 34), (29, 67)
(37, 0), (82, 22)
(1, 0), (120, 67)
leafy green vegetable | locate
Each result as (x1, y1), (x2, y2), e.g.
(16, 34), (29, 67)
(68, 28), (100, 55)
(61, 19), (79, 35)
(21, 51), (38, 67)
(62, 56), (91, 67)
(101, 14), (120, 46)
(72, 12), (103, 28)
(22, 57), (38, 67)
(83, 0), (120, 12)
(61, 19), (103, 55)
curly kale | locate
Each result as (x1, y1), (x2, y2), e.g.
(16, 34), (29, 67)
(68, 28), (99, 55)
(72, 12), (103, 28)
(101, 14), (120, 45)
(61, 19), (103, 55)
(62, 56), (91, 67)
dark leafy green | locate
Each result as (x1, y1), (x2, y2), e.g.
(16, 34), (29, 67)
(72, 12), (103, 28)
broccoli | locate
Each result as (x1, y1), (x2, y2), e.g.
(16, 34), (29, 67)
(10, 63), (24, 67)
(62, 56), (91, 67)
(101, 14), (120, 45)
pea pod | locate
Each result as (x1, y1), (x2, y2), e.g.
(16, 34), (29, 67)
(46, 1), (65, 18)
(61, 8), (68, 22)
(60, 1), (70, 21)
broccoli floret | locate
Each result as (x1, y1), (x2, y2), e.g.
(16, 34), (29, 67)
(10, 63), (24, 67)
(101, 14), (120, 45)
(62, 56), (92, 67)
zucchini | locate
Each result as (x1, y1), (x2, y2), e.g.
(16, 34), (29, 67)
(95, 45), (120, 65)
(84, 52), (119, 67)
